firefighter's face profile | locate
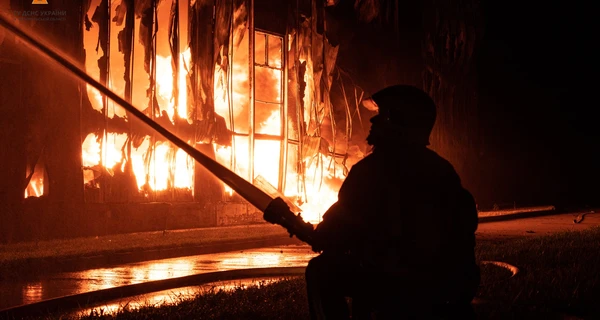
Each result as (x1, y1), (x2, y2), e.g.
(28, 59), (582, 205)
(367, 113), (387, 146)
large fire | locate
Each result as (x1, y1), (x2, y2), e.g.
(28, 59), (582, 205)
(82, 47), (195, 192)
(71, 0), (344, 223)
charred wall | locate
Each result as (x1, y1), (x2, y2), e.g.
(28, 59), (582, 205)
(0, 40), (25, 243)
(476, 1), (598, 209)
(325, 0), (485, 204)
(326, 0), (597, 209)
(1, 0), (85, 242)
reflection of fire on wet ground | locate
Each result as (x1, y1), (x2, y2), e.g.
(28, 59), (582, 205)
(6, 246), (316, 312)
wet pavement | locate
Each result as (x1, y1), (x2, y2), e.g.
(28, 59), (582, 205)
(1, 210), (598, 315)
(0, 245), (317, 311)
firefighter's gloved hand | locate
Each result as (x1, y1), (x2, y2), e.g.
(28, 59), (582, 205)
(263, 197), (290, 225)
(264, 197), (317, 246)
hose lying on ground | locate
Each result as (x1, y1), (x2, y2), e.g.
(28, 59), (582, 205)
(573, 211), (595, 224)
(480, 260), (520, 278)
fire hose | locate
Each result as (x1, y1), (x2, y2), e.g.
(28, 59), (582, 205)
(0, 13), (315, 246)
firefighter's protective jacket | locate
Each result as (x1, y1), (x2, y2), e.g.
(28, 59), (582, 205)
(313, 145), (480, 302)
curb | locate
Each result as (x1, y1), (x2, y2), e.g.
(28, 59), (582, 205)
(478, 206), (558, 223)
(0, 267), (307, 319)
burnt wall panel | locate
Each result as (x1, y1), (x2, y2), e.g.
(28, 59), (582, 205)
(254, 0), (287, 35)
(0, 61), (24, 204)
(4, 0), (87, 241)
(0, 60), (24, 243)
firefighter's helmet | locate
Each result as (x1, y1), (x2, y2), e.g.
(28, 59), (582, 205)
(363, 85), (437, 146)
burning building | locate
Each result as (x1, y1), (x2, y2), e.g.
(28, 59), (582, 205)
(76, 0), (349, 225)
(0, 0), (370, 242)
(1, 0), (487, 243)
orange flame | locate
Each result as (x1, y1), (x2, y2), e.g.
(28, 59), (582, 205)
(82, 47), (195, 192)
(24, 170), (45, 198)
(80, 5), (344, 222)
(212, 32), (342, 224)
